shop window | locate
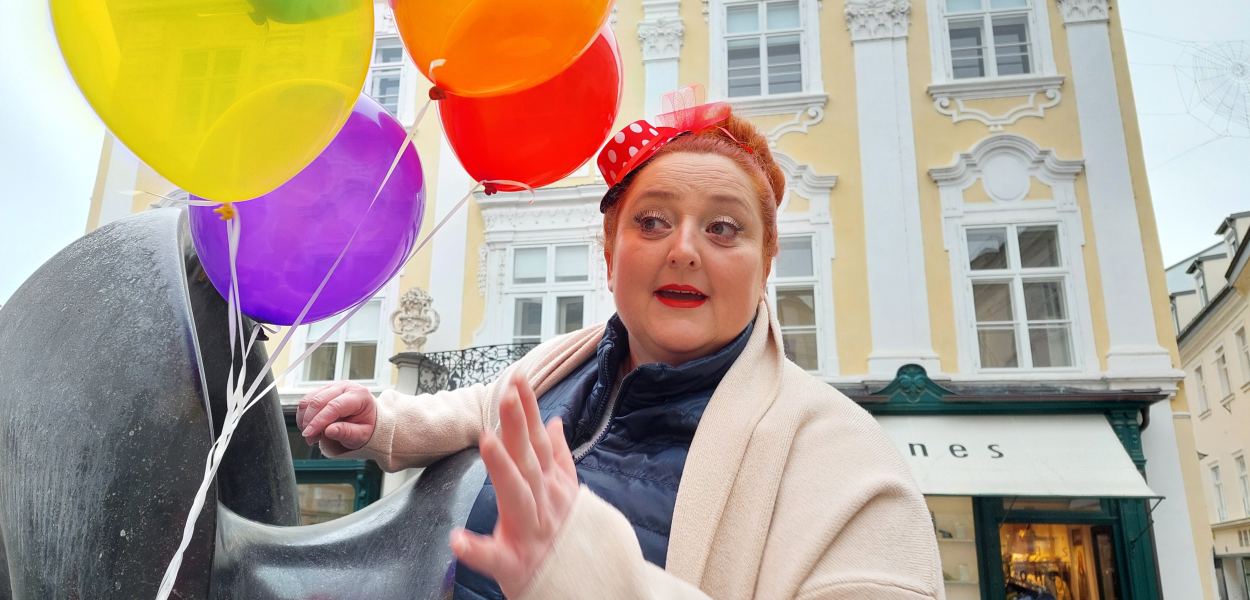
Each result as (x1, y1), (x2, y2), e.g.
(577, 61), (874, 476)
(965, 224), (1074, 370)
(367, 36), (404, 115)
(1001, 523), (1120, 600)
(302, 298), (385, 384)
(926, 496), (981, 599)
(506, 244), (592, 344)
(769, 236), (822, 371)
(285, 417), (382, 524)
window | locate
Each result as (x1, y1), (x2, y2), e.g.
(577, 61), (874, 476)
(367, 36), (404, 115)
(1237, 455), (1250, 518)
(1237, 328), (1250, 384)
(769, 236), (821, 371)
(1217, 348), (1233, 399)
(942, 0), (1034, 80)
(723, 0), (804, 97)
(507, 244), (592, 344)
(1195, 367), (1210, 414)
(965, 224), (1073, 370)
(1213, 464), (1228, 522)
(303, 299), (383, 382)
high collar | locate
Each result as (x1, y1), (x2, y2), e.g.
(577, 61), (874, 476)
(594, 314), (754, 408)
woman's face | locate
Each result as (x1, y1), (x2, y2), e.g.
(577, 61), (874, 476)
(606, 151), (769, 367)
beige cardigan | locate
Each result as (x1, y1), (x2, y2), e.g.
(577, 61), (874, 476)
(328, 303), (944, 599)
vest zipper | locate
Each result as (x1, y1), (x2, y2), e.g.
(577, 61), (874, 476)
(571, 371), (632, 462)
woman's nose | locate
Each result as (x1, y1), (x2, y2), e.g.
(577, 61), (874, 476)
(667, 223), (701, 269)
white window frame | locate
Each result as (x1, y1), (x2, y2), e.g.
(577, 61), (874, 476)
(1235, 453), (1250, 518)
(708, 0), (827, 116)
(476, 186), (610, 346)
(366, 35), (404, 117)
(767, 234), (828, 373)
(926, 0), (1057, 86)
(1213, 462), (1229, 522)
(369, 4), (421, 126)
(961, 223), (1077, 371)
(931, 135), (1096, 379)
(1237, 327), (1250, 386)
(504, 243), (596, 344)
(1217, 346), (1234, 400)
(1195, 366), (1210, 416)
(283, 277), (400, 397)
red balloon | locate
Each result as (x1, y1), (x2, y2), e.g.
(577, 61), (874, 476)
(439, 25), (623, 191)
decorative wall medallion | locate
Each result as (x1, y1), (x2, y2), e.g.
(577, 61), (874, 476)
(844, 0), (911, 42)
(391, 287), (440, 352)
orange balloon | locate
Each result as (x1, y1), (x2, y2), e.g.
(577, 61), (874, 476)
(390, 0), (611, 97)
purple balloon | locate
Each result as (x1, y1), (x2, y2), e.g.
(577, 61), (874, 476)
(189, 97), (424, 326)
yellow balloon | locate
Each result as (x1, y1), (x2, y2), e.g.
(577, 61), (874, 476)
(50, 0), (373, 202)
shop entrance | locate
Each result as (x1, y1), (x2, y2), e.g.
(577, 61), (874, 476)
(1000, 523), (1120, 600)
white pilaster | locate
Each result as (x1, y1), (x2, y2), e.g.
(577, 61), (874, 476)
(638, 0), (684, 117)
(423, 135), (473, 352)
(1140, 401), (1207, 600)
(845, 0), (939, 376)
(1058, 0), (1174, 377)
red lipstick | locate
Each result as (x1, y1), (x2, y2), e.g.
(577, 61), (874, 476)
(654, 284), (707, 308)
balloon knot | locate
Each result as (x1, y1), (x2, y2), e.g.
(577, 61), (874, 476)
(429, 87), (447, 101)
(214, 202), (236, 221)
(483, 182), (499, 196)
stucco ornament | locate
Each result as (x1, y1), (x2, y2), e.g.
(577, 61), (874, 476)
(391, 287), (440, 352)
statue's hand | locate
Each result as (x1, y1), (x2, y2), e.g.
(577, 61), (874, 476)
(450, 371), (579, 599)
(297, 382), (378, 451)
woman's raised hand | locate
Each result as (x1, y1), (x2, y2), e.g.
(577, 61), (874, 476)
(451, 370), (580, 599)
(297, 382), (378, 451)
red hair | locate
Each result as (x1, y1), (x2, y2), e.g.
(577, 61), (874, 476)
(602, 112), (784, 261)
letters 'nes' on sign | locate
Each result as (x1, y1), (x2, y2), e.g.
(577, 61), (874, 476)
(875, 414), (1158, 499)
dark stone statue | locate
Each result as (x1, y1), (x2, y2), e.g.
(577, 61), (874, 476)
(0, 209), (483, 599)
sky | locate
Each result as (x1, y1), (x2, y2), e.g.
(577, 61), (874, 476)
(1, 1), (1247, 304)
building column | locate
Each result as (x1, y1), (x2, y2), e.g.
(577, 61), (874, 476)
(423, 135), (473, 352)
(845, 0), (939, 376)
(638, 0), (684, 117)
(1058, 0), (1173, 377)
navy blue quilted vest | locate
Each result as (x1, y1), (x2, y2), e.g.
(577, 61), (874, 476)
(452, 315), (752, 599)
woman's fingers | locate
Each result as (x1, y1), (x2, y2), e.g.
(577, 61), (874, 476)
(324, 421), (372, 451)
(480, 430), (539, 535)
(302, 390), (365, 444)
(513, 372), (554, 476)
(450, 528), (506, 580)
(499, 382), (548, 515)
(296, 382), (344, 430)
(547, 417), (577, 481)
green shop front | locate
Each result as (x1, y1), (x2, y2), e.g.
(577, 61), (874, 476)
(859, 366), (1166, 600)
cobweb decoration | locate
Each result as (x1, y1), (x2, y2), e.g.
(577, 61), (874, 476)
(1174, 40), (1250, 138)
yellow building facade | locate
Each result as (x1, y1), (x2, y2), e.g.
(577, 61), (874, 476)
(1172, 213), (1250, 600)
(87, 0), (1213, 597)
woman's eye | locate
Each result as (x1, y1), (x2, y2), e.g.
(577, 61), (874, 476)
(634, 212), (669, 232)
(708, 219), (743, 239)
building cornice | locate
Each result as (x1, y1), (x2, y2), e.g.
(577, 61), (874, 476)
(1177, 285), (1242, 350)
(844, 0), (910, 42)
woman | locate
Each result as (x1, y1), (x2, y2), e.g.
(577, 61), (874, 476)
(297, 94), (943, 600)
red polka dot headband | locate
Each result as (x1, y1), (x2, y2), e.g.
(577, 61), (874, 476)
(596, 85), (740, 207)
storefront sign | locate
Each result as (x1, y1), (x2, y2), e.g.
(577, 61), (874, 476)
(876, 414), (1158, 498)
